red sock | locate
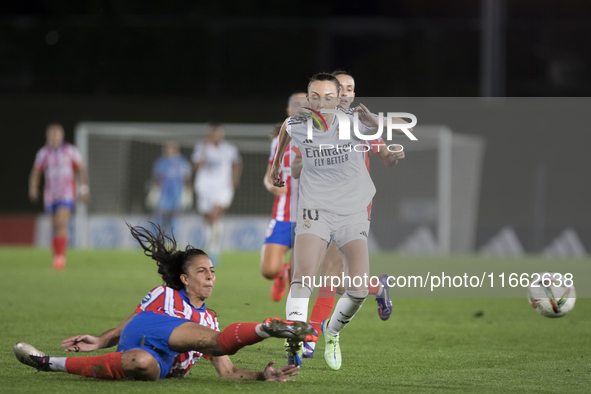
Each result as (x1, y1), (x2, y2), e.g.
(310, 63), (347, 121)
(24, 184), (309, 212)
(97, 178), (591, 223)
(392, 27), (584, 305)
(368, 279), (382, 296)
(309, 286), (336, 340)
(217, 323), (264, 355)
(65, 352), (125, 380)
(52, 236), (67, 257)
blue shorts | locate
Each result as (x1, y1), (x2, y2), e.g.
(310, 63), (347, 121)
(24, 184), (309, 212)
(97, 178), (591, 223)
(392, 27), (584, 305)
(45, 200), (75, 215)
(117, 311), (188, 379)
(264, 220), (295, 247)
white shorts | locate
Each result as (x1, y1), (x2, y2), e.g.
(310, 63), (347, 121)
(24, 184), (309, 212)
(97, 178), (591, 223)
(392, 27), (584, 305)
(295, 207), (370, 248)
(197, 187), (234, 214)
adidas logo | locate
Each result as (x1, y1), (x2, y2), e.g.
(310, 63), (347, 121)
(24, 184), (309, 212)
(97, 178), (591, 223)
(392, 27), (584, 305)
(359, 231), (368, 237)
(303, 139), (313, 144)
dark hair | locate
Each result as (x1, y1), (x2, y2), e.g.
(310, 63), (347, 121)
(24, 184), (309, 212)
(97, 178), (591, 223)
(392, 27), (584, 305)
(129, 223), (208, 291)
(331, 69), (354, 79)
(288, 91), (306, 106)
(46, 123), (64, 130)
(307, 73), (340, 96)
(207, 121), (222, 129)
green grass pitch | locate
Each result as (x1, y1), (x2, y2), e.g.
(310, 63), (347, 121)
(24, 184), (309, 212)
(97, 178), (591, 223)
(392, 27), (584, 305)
(1, 248), (590, 393)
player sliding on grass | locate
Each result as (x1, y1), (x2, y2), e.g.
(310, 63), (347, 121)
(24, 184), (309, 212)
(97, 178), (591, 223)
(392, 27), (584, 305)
(291, 70), (405, 358)
(272, 73), (385, 370)
(14, 224), (316, 382)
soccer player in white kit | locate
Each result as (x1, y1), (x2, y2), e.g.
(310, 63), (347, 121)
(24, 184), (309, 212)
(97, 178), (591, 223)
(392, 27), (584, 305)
(192, 123), (242, 265)
(29, 124), (89, 270)
(271, 73), (382, 370)
(296, 70), (406, 358)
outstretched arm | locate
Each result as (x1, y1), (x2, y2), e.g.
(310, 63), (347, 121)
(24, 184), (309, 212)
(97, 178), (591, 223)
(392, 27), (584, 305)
(61, 312), (137, 352)
(270, 120), (291, 187)
(211, 356), (299, 381)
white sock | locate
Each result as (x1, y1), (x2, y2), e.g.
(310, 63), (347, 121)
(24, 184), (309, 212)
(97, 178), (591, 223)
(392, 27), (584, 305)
(326, 291), (367, 336)
(48, 357), (67, 372)
(255, 324), (271, 338)
(285, 281), (312, 322)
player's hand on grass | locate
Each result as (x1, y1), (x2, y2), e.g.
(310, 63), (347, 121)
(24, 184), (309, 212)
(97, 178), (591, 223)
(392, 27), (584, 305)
(62, 334), (101, 352)
(261, 361), (300, 382)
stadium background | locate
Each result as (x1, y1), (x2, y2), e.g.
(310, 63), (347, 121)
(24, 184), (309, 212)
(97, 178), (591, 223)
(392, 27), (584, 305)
(1, 1), (591, 253)
(1, 2), (591, 393)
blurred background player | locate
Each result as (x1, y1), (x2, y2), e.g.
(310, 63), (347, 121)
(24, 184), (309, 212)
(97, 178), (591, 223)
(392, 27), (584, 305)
(29, 124), (89, 270)
(192, 123), (242, 264)
(294, 70), (405, 358)
(147, 141), (192, 237)
(261, 92), (306, 302)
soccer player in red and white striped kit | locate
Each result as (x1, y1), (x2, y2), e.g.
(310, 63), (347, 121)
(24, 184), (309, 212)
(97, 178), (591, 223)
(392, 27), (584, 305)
(29, 124), (89, 270)
(14, 224), (316, 381)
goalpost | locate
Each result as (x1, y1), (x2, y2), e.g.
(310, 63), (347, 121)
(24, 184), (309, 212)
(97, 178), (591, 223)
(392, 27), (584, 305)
(72, 122), (484, 253)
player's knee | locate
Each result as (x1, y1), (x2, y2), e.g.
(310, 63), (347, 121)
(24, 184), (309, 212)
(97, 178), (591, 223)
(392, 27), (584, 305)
(261, 261), (282, 280)
(123, 351), (160, 381)
(261, 268), (278, 280)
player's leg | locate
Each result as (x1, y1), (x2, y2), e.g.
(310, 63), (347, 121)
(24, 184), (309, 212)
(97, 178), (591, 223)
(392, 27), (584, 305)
(261, 220), (292, 301)
(168, 319), (317, 357)
(287, 233), (328, 323)
(284, 233), (327, 366)
(260, 243), (289, 280)
(198, 193), (219, 264)
(206, 205), (226, 263)
(14, 342), (157, 380)
(323, 238), (370, 370)
(51, 205), (71, 270)
(261, 243), (290, 301)
(305, 242), (343, 357)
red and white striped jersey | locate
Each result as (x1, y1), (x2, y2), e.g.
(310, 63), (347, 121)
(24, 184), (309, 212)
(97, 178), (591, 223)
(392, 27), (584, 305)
(269, 135), (298, 222)
(134, 286), (220, 377)
(33, 143), (82, 208)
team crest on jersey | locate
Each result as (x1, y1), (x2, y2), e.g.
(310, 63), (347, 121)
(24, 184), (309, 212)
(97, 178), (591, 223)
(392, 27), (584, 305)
(303, 220), (311, 229)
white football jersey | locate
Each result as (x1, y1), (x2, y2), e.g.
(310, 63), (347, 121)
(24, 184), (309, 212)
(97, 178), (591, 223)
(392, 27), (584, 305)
(191, 141), (241, 192)
(286, 111), (376, 215)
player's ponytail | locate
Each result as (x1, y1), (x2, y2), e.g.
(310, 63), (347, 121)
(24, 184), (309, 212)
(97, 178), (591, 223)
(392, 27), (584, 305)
(128, 223), (208, 290)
